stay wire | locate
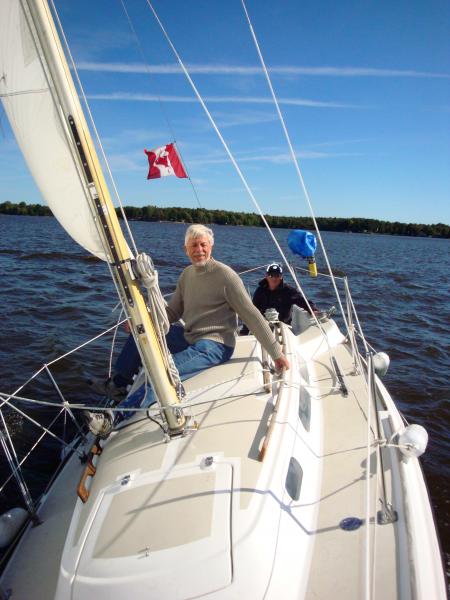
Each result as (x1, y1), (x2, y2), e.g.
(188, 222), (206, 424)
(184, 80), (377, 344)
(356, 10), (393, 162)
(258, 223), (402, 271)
(143, 1), (324, 329)
(119, 0), (203, 210)
(240, 0), (350, 335)
(142, 0), (346, 368)
(49, 0), (139, 256)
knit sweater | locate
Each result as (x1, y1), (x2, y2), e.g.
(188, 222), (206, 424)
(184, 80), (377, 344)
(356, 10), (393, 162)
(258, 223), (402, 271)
(166, 258), (282, 360)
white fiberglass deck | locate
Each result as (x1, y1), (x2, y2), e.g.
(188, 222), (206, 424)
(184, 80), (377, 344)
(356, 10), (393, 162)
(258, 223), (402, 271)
(0, 322), (444, 599)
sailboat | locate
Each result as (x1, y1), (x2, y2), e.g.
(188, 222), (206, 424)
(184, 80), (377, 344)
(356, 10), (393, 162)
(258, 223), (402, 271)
(0, 1), (445, 599)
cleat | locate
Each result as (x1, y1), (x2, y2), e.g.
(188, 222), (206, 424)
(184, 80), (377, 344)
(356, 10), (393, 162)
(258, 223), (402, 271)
(83, 410), (114, 439)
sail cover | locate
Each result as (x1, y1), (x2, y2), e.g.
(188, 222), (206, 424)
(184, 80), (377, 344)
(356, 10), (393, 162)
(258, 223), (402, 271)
(0, 0), (107, 260)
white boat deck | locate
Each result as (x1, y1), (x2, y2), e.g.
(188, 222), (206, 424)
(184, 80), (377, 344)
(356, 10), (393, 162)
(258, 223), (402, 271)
(304, 343), (401, 600)
(0, 321), (444, 599)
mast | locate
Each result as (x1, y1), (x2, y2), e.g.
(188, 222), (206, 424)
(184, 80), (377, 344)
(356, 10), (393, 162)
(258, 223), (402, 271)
(20, 0), (185, 432)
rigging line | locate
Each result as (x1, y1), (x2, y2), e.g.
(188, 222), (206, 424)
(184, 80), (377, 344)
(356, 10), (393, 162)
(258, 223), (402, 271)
(109, 306), (125, 378)
(0, 392), (69, 408)
(144, 0), (329, 344)
(0, 409), (31, 501)
(48, 0), (139, 257)
(0, 394), (85, 457)
(0, 319), (128, 411)
(43, 365), (86, 440)
(0, 88), (48, 97)
(294, 264), (346, 281)
(119, 0), (202, 210)
(238, 264), (267, 275)
(39, 319), (127, 369)
(15, 0), (110, 255)
(364, 353), (375, 600)
(347, 284), (370, 354)
(0, 407), (66, 495)
(240, 0), (350, 335)
(0, 424), (35, 515)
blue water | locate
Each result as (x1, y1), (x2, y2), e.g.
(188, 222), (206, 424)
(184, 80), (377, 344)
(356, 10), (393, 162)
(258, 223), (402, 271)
(0, 215), (448, 564)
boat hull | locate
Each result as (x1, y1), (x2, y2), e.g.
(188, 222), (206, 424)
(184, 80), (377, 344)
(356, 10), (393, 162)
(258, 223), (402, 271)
(0, 322), (445, 599)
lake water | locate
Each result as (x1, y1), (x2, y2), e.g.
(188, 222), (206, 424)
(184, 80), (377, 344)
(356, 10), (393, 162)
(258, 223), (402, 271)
(0, 215), (448, 569)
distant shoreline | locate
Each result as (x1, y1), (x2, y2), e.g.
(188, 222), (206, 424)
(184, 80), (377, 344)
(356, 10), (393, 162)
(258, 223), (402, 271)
(1, 202), (448, 239)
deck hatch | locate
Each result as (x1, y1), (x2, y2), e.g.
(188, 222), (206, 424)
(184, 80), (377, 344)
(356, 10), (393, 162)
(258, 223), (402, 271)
(72, 464), (233, 599)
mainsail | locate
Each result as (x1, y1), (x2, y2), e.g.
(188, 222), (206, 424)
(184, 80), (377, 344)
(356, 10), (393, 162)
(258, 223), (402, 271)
(0, 0), (106, 260)
(0, 0), (185, 432)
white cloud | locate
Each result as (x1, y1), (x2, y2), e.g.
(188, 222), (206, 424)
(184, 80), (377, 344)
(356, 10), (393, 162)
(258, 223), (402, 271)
(212, 110), (278, 128)
(77, 61), (450, 79)
(87, 92), (358, 109)
(101, 128), (171, 148)
(188, 149), (361, 166)
(107, 154), (142, 171)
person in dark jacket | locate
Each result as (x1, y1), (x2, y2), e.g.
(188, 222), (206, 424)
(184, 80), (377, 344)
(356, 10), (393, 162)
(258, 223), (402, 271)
(241, 263), (317, 334)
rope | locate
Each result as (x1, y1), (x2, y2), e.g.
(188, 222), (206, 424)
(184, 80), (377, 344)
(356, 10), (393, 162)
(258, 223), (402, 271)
(134, 253), (183, 391)
(108, 306), (125, 378)
(48, 0), (139, 256)
(143, 1), (338, 360)
(0, 409), (35, 514)
(0, 394), (85, 457)
(43, 366), (86, 440)
(240, 0), (351, 335)
(0, 407), (65, 495)
(294, 264), (346, 281)
(118, 0), (203, 210)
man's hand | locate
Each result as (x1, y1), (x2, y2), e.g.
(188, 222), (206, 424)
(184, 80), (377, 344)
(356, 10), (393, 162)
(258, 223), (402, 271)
(274, 354), (290, 372)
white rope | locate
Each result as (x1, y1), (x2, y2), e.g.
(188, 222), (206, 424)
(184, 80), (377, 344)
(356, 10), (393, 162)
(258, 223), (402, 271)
(346, 283), (370, 355)
(0, 395), (85, 456)
(240, 0), (351, 335)
(134, 253), (183, 391)
(0, 407), (66, 495)
(0, 424), (35, 515)
(47, 319), (128, 369)
(294, 265), (346, 281)
(118, 0), (203, 210)
(144, 1), (336, 355)
(144, 2), (307, 301)
(0, 318), (128, 416)
(108, 306), (125, 378)
(135, 253), (170, 333)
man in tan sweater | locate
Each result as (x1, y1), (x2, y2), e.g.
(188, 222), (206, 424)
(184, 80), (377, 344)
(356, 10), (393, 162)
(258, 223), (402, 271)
(86, 224), (289, 435)
(164, 224), (289, 375)
(91, 225), (289, 397)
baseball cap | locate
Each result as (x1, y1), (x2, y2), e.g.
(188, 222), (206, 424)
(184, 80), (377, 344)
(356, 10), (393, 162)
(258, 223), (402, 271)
(266, 263), (283, 276)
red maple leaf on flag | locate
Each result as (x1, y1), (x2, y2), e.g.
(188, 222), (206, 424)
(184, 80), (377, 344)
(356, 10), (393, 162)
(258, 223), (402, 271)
(144, 143), (187, 179)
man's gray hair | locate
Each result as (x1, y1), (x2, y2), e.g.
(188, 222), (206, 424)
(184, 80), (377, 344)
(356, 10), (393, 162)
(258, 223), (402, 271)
(185, 224), (214, 245)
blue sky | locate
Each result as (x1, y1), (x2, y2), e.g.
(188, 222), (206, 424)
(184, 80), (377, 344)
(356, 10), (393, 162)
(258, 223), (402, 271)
(1, 0), (449, 224)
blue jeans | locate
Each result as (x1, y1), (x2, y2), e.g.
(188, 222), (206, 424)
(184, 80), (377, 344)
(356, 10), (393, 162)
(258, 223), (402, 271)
(115, 325), (233, 414)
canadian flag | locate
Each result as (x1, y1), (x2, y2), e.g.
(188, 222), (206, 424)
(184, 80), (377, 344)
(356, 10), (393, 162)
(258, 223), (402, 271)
(144, 143), (187, 179)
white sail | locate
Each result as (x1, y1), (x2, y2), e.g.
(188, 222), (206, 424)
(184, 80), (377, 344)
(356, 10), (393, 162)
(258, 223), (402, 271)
(0, 0), (107, 260)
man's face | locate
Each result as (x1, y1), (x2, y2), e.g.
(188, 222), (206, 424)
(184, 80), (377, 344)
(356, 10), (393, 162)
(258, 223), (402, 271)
(185, 235), (213, 266)
(266, 274), (282, 291)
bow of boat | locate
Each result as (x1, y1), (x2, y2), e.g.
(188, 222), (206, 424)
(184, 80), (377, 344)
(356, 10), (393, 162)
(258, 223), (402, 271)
(0, 322), (445, 599)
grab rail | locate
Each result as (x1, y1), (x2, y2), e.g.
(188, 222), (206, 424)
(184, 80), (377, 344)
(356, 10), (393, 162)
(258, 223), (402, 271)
(258, 322), (286, 461)
(77, 439), (103, 503)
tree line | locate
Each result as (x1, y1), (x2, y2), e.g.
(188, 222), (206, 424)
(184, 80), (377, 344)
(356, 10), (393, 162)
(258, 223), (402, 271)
(1, 201), (448, 238)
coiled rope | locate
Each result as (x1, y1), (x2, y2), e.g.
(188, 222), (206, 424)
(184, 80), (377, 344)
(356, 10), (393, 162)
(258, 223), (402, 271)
(134, 253), (183, 391)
